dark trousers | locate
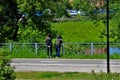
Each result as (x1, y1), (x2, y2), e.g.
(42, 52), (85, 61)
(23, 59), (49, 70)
(47, 46), (52, 57)
(56, 45), (61, 57)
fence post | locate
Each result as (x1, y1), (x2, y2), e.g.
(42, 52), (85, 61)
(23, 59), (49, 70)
(9, 43), (12, 53)
(77, 43), (79, 54)
(35, 43), (38, 55)
(62, 43), (64, 54)
(91, 43), (94, 55)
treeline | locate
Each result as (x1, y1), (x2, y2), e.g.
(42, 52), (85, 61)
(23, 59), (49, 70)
(0, 0), (120, 43)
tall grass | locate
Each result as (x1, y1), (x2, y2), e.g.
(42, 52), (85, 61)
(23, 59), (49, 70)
(10, 49), (120, 59)
(0, 46), (119, 59)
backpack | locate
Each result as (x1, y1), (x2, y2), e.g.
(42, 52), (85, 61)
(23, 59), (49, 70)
(56, 38), (62, 45)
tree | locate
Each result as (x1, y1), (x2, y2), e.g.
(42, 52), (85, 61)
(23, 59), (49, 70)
(17, 0), (67, 42)
(108, 0), (120, 42)
(0, 0), (19, 42)
(0, 0), (67, 42)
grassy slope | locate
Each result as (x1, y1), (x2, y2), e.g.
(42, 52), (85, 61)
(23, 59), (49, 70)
(52, 20), (106, 43)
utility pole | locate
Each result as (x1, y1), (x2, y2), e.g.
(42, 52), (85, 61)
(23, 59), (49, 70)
(106, 0), (110, 73)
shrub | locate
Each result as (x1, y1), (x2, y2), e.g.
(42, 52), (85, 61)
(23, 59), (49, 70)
(0, 49), (16, 80)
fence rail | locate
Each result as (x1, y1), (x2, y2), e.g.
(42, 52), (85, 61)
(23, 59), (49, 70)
(0, 42), (120, 55)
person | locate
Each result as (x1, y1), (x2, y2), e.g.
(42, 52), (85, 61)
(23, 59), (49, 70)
(45, 34), (52, 58)
(55, 34), (63, 58)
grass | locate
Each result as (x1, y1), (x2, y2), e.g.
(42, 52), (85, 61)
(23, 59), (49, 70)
(10, 50), (47, 58)
(16, 71), (120, 80)
(10, 50), (120, 59)
(52, 20), (106, 42)
(0, 46), (118, 59)
(61, 54), (107, 59)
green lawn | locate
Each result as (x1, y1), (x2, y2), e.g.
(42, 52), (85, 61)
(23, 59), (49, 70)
(16, 71), (120, 80)
(52, 20), (106, 42)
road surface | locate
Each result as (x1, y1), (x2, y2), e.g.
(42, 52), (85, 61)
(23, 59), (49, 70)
(11, 58), (120, 73)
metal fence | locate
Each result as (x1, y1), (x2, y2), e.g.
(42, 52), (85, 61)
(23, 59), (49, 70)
(0, 42), (120, 55)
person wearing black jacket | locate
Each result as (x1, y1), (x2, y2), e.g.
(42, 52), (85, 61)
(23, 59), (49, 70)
(45, 34), (52, 58)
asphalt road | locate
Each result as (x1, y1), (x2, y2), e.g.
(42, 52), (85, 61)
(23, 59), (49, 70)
(11, 58), (120, 73)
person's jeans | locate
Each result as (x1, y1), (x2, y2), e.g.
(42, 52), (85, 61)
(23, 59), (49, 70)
(56, 45), (60, 57)
(47, 46), (52, 57)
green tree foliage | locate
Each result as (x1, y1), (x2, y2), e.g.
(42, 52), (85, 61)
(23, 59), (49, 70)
(109, 0), (120, 42)
(0, 0), (68, 42)
(95, 0), (120, 42)
(17, 0), (68, 42)
(0, 0), (19, 42)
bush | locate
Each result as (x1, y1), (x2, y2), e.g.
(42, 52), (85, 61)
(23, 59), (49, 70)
(0, 49), (16, 80)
